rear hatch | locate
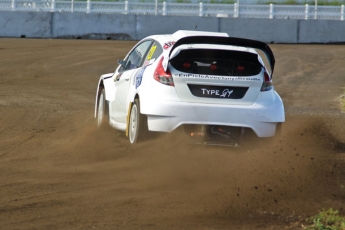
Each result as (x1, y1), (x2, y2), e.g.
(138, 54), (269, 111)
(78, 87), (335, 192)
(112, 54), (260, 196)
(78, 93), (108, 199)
(169, 45), (264, 105)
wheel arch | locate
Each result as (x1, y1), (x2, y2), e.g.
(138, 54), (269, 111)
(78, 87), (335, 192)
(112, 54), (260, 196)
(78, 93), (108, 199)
(94, 73), (114, 118)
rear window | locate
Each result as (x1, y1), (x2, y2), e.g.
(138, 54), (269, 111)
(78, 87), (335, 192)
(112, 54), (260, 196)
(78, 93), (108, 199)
(170, 49), (262, 77)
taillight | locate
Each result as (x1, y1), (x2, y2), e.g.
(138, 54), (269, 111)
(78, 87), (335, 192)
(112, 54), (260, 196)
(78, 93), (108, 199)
(153, 57), (174, 86)
(261, 70), (273, 91)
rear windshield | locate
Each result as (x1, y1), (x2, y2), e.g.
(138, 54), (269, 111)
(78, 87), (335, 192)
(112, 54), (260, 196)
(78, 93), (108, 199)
(170, 49), (262, 77)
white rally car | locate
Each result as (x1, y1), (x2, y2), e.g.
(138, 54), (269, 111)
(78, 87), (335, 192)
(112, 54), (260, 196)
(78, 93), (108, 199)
(95, 30), (284, 146)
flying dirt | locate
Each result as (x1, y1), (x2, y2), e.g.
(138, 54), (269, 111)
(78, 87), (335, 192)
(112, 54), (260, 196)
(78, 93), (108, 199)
(0, 39), (344, 229)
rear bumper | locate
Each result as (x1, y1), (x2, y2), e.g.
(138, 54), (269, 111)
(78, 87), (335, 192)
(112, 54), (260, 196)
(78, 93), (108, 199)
(140, 91), (284, 137)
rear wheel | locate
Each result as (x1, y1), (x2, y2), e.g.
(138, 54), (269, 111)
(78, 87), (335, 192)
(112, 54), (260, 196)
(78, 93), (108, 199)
(128, 99), (146, 144)
(97, 88), (108, 128)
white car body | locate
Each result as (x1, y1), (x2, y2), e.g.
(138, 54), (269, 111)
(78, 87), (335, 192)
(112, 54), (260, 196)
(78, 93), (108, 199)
(95, 30), (285, 144)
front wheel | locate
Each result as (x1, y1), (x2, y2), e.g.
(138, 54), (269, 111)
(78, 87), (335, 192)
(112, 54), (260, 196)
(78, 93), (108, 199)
(128, 99), (147, 144)
(97, 88), (109, 128)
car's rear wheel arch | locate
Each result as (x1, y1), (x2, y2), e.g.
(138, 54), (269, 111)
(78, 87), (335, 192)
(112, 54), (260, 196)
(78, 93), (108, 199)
(134, 93), (139, 101)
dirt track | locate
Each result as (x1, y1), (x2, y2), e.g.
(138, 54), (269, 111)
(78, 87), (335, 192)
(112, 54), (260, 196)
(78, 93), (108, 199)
(0, 39), (345, 229)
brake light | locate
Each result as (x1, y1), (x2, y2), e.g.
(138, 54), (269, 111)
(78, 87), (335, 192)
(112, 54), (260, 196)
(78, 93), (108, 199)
(153, 57), (174, 86)
(261, 70), (273, 91)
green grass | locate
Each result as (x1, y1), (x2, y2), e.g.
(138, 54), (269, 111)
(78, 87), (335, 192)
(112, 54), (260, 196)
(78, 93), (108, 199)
(304, 209), (345, 230)
(79, 0), (345, 4)
(209, 0), (236, 3)
(176, 0), (191, 3)
(264, 0), (298, 4)
(263, 0), (345, 5)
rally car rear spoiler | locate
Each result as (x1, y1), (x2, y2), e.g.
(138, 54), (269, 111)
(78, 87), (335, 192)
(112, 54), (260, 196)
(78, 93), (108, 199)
(169, 36), (275, 75)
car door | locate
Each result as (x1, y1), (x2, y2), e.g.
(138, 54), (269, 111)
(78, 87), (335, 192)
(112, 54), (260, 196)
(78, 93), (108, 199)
(111, 40), (153, 123)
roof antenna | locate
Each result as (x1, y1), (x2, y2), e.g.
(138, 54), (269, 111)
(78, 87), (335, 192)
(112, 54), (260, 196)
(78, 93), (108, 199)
(195, 25), (198, 30)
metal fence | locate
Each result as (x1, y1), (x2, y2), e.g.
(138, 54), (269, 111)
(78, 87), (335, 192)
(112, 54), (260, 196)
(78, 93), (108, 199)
(1, 0), (344, 20)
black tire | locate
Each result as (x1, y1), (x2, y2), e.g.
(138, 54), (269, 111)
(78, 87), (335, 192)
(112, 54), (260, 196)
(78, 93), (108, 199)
(97, 88), (109, 128)
(128, 98), (147, 144)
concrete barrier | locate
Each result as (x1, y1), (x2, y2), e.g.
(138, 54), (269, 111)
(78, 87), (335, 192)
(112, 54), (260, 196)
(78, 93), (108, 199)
(220, 18), (299, 43)
(0, 11), (52, 38)
(0, 11), (344, 43)
(298, 20), (345, 43)
(135, 15), (219, 39)
(52, 12), (136, 40)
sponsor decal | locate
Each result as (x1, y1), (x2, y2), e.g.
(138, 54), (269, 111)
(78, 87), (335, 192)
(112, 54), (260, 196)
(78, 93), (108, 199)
(201, 88), (234, 98)
(146, 45), (157, 60)
(176, 73), (261, 82)
(135, 66), (147, 88)
(163, 41), (176, 50)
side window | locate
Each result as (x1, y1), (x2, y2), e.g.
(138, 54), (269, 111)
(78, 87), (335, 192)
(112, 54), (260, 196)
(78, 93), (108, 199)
(123, 40), (152, 71)
(143, 41), (163, 65)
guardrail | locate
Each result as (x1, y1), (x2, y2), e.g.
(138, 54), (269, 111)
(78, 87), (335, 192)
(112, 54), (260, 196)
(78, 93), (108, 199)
(1, 0), (344, 20)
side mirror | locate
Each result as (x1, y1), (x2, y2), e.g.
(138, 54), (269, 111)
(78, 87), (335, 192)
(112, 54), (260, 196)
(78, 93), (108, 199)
(117, 60), (125, 66)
